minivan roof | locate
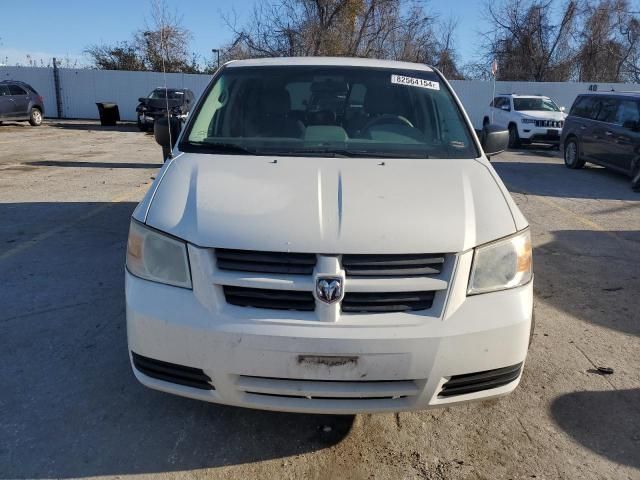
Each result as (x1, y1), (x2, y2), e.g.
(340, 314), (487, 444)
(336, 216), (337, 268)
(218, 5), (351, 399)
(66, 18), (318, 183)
(224, 56), (435, 72)
(578, 91), (640, 98)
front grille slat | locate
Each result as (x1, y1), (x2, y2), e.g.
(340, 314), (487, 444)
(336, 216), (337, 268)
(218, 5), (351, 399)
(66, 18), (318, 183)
(342, 291), (435, 313)
(217, 260), (314, 275)
(534, 120), (563, 128)
(343, 254), (445, 277)
(132, 352), (214, 390)
(237, 375), (421, 400)
(345, 266), (442, 276)
(224, 286), (315, 311)
(216, 249), (316, 275)
(439, 362), (523, 397)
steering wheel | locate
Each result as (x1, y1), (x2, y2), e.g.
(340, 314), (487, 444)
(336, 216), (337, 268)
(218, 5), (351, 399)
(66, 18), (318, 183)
(361, 114), (414, 133)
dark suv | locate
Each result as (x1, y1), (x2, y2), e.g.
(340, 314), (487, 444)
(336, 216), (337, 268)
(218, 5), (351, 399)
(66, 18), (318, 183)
(135, 88), (195, 131)
(561, 92), (640, 190)
(0, 81), (45, 126)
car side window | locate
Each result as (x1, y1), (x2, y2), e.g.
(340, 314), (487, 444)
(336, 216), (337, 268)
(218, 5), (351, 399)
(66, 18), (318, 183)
(570, 96), (589, 117)
(586, 98), (602, 120)
(493, 97), (508, 109)
(8, 84), (27, 96)
(615, 100), (640, 125)
(595, 97), (619, 123)
(571, 95), (605, 120)
(0, 85), (10, 96)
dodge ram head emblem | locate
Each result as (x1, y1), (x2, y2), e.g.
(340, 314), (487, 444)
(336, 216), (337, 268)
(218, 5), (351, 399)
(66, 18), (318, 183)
(316, 277), (343, 304)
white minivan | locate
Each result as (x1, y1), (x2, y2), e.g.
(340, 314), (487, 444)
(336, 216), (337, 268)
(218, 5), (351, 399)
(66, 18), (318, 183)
(126, 57), (533, 414)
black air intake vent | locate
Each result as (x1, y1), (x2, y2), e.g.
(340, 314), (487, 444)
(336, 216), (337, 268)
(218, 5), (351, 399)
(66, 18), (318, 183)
(224, 286), (315, 311)
(342, 291), (435, 313)
(534, 119), (563, 128)
(216, 249), (317, 275)
(439, 362), (523, 397)
(342, 254), (445, 277)
(132, 352), (213, 390)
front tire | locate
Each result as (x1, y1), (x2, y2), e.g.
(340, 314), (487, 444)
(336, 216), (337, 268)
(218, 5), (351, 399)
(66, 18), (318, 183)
(28, 108), (42, 126)
(508, 124), (520, 148)
(564, 138), (585, 169)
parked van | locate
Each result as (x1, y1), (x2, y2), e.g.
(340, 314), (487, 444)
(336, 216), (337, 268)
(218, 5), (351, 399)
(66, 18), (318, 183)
(126, 57), (533, 414)
(561, 91), (640, 190)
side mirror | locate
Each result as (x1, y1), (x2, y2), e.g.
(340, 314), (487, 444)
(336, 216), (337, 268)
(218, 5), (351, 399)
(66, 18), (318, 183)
(481, 124), (509, 158)
(500, 104), (510, 111)
(154, 116), (182, 160)
(138, 97), (146, 103)
(623, 120), (640, 131)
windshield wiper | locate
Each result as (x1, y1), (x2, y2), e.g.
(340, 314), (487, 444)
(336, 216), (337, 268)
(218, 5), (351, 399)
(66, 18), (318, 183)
(188, 141), (259, 155)
(289, 148), (429, 159)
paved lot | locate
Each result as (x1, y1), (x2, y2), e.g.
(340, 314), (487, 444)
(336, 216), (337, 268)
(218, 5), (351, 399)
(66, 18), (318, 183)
(1, 120), (639, 480)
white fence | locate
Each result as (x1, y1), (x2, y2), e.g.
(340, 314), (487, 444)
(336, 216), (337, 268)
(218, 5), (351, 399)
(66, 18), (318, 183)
(1, 65), (638, 126)
(1, 67), (213, 121)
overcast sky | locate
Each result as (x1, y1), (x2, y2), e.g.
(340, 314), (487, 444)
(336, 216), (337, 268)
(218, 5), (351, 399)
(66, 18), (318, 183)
(0, 0), (568, 68)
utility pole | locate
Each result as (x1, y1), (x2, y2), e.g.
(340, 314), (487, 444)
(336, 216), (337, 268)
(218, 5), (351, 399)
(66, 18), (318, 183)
(52, 57), (63, 118)
(211, 49), (220, 70)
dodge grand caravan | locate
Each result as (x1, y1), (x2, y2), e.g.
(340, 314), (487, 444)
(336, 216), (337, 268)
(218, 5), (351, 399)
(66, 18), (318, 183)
(126, 57), (533, 414)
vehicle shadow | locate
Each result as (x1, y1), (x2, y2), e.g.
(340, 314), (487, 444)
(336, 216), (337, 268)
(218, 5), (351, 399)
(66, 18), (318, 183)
(47, 121), (140, 132)
(492, 159), (638, 201)
(533, 229), (640, 337)
(0, 201), (354, 479)
(26, 160), (163, 169)
(550, 389), (640, 469)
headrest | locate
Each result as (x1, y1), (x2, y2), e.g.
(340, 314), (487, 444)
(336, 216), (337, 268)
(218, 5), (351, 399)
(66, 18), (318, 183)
(260, 89), (291, 115)
(364, 84), (405, 115)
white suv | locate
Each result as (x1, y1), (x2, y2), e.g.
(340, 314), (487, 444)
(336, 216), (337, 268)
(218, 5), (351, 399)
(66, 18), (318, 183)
(483, 94), (567, 148)
(126, 57), (533, 414)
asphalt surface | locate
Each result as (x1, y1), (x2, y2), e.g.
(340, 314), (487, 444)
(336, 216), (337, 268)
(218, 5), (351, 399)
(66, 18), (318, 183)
(1, 120), (639, 480)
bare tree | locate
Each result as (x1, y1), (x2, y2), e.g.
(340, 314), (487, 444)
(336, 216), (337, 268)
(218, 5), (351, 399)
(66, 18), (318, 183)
(482, 0), (578, 81)
(86, 0), (198, 72)
(85, 41), (146, 71)
(576, 0), (639, 81)
(134, 0), (197, 72)
(222, 0), (464, 75)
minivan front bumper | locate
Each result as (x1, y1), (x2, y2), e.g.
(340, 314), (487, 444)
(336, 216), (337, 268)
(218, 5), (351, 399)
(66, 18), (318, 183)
(126, 260), (533, 414)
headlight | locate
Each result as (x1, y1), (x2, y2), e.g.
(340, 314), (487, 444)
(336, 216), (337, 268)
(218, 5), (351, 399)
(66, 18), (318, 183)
(126, 219), (192, 289)
(521, 118), (536, 124)
(468, 229), (532, 295)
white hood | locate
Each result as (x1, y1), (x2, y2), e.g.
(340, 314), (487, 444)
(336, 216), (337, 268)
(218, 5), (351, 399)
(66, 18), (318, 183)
(143, 153), (518, 254)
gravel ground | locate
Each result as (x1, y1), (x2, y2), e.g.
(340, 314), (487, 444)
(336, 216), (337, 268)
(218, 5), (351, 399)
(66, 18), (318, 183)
(1, 120), (639, 480)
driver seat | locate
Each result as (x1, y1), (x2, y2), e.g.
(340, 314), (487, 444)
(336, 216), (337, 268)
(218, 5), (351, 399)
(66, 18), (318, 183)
(347, 84), (411, 137)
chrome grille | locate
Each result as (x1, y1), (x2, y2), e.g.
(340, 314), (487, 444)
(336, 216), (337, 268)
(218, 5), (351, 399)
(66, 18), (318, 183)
(342, 254), (445, 277)
(215, 249), (317, 275)
(213, 249), (452, 316)
(342, 291), (435, 313)
(224, 286), (315, 311)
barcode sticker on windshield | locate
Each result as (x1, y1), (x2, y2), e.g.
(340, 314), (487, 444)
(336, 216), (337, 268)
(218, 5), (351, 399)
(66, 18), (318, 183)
(391, 74), (440, 90)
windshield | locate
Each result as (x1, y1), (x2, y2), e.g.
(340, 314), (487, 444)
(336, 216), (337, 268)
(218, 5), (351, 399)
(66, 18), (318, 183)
(149, 89), (184, 100)
(181, 66), (477, 159)
(513, 97), (559, 112)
